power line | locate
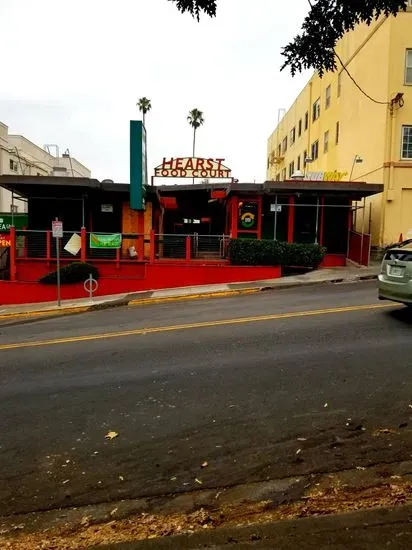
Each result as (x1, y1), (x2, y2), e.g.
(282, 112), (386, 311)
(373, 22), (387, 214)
(334, 51), (390, 106)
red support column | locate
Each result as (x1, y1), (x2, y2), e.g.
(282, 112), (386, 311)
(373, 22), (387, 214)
(231, 196), (238, 239)
(257, 196), (263, 240)
(81, 227), (87, 263)
(150, 230), (155, 263)
(348, 199), (353, 232)
(116, 247), (120, 269)
(287, 196), (295, 243)
(46, 230), (51, 266)
(9, 226), (16, 282)
(137, 211), (145, 260)
(186, 236), (191, 263)
(319, 196), (325, 246)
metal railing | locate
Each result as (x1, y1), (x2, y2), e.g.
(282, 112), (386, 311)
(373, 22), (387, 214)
(11, 230), (231, 263)
(192, 234), (230, 259)
(155, 234), (187, 260)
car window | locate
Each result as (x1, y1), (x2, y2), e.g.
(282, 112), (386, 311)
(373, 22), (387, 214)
(384, 250), (412, 261)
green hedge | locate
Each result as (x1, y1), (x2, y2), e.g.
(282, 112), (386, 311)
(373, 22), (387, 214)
(39, 262), (99, 285)
(228, 239), (326, 268)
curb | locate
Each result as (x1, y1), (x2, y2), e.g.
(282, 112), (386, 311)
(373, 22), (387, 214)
(0, 275), (378, 326)
(94, 503), (412, 549)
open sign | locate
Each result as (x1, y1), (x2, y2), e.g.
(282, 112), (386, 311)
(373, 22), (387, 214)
(0, 234), (11, 247)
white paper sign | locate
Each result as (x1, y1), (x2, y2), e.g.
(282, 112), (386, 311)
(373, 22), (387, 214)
(64, 233), (81, 256)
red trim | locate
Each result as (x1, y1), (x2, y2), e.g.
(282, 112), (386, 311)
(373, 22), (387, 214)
(81, 227), (87, 263)
(9, 227), (16, 282)
(116, 248), (120, 269)
(319, 196), (325, 246)
(288, 196), (295, 243)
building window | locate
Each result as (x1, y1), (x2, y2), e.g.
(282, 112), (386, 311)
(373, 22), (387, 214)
(290, 127), (296, 145)
(337, 72), (342, 97)
(289, 161), (295, 178)
(304, 111), (309, 130)
(297, 155), (301, 171)
(335, 121), (340, 144)
(9, 159), (18, 172)
(405, 50), (412, 85)
(325, 85), (331, 109)
(282, 136), (288, 153)
(298, 119), (302, 137)
(312, 98), (321, 122)
(324, 130), (329, 153)
(401, 125), (412, 159)
(281, 168), (287, 180)
(303, 149), (308, 165)
(311, 140), (319, 160)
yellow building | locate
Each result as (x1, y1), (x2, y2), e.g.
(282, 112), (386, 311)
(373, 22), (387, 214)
(267, 3), (412, 249)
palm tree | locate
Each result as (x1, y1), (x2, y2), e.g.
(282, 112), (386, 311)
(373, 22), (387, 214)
(187, 108), (205, 158)
(137, 97), (152, 127)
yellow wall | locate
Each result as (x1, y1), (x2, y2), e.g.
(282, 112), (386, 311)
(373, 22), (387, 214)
(267, 9), (412, 248)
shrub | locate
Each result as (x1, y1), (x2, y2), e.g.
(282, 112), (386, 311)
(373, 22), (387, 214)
(228, 239), (326, 269)
(39, 262), (99, 285)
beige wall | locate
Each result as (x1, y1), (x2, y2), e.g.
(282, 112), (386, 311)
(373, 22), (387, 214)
(267, 10), (412, 248)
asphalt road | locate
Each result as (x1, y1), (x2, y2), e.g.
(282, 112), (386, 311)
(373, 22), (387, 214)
(1, 281), (412, 518)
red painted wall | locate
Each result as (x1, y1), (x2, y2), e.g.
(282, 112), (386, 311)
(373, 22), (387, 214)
(348, 232), (371, 266)
(0, 262), (282, 305)
(320, 254), (346, 268)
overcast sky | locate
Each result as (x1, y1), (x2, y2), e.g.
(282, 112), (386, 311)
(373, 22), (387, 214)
(0, 0), (311, 183)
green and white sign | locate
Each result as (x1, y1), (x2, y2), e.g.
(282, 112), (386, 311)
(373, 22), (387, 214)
(90, 233), (122, 249)
(0, 213), (28, 231)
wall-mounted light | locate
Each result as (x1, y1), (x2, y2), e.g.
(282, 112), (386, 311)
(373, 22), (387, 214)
(350, 154), (364, 180)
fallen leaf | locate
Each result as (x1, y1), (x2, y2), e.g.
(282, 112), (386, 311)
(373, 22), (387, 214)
(297, 438), (307, 442)
(324, 403), (328, 408)
(391, 475), (402, 480)
(105, 431), (119, 440)
(372, 428), (399, 437)
(356, 466), (366, 471)
(201, 461), (208, 468)
(195, 478), (203, 485)
(119, 475), (124, 481)
(296, 449), (302, 455)
(409, 405), (412, 409)
(110, 508), (118, 517)
(80, 516), (91, 526)
(170, 476), (177, 481)
(62, 479), (70, 485)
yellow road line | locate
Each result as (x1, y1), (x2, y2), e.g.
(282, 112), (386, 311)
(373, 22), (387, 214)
(0, 303), (396, 352)
(0, 306), (89, 321)
(0, 289), (259, 321)
(128, 289), (260, 307)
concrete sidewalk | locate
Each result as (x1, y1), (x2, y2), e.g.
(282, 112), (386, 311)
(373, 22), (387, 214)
(0, 264), (379, 322)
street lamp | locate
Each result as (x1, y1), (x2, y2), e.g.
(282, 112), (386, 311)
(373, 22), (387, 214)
(350, 154), (363, 180)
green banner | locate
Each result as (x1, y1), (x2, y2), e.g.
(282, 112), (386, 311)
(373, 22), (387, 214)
(0, 213), (28, 231)
(90, 233), (122, 249)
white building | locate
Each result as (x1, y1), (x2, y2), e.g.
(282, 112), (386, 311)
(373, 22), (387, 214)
(0, 121), (91, 213)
